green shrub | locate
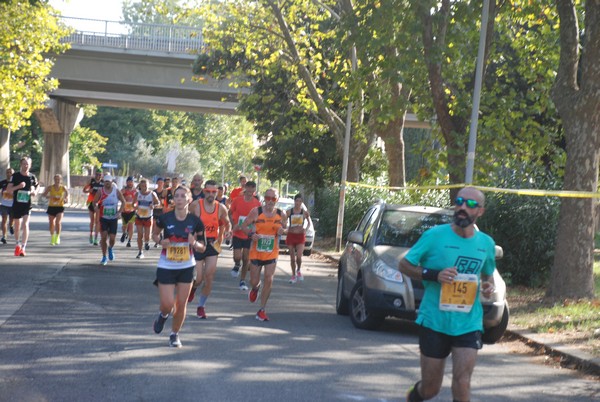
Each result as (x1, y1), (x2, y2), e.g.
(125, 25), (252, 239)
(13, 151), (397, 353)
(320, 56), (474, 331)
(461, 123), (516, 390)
(314, 175), (561, 288)
(478, 192), (560, 287)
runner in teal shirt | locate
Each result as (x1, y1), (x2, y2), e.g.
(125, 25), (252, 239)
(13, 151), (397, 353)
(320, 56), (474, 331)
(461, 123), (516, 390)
(400, 187), (497, 402)
(405, 223), (496, 335)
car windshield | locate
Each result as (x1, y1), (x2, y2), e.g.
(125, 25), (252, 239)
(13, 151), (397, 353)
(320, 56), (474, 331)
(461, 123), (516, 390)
(376, 210), (453, 247)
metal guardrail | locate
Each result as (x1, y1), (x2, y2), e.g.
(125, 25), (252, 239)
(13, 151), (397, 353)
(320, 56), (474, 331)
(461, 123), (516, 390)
(59, 16), (204, 54)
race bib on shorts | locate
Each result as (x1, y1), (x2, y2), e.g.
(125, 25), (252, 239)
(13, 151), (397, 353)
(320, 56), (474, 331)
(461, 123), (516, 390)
(439, 273), (478, 313)
(16, 191), (30, 203)
(167, 242), (190, 262)
(256, 235), (275, 253)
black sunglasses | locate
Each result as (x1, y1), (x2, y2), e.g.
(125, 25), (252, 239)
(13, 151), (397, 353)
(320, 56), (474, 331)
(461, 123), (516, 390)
(455, 197), (480, 209)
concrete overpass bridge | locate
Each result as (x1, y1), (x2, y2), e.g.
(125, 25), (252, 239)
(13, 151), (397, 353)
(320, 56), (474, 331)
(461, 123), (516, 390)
(0, 16), (428, 185)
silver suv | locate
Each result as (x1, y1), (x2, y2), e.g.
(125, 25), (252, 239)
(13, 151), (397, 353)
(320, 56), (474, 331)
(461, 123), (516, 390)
(336, 202), (509, 344)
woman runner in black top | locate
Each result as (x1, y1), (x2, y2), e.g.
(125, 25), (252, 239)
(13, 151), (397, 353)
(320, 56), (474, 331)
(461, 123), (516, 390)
(151, 185), (206, 348)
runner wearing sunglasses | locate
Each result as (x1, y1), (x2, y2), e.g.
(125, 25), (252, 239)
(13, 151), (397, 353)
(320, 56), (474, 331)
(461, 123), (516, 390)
(241, 188), (288, 322)
(400, 186), (496, 402)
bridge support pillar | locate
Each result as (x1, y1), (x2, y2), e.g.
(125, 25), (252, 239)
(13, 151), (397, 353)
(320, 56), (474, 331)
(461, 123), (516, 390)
(34, 99), (83, 188)
(0, 128), (9, 180)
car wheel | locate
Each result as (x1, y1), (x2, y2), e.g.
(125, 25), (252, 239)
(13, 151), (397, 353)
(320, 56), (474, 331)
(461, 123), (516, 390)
(303, 248), (312, 256)
(336, 272), (349, 315)
(482, 302), (510, 344)
(349, 279), (384, 330)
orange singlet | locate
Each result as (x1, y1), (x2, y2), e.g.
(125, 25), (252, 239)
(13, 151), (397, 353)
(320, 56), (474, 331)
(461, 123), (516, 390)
(249, 207), (283, 261)
(199, 200), (220, 241)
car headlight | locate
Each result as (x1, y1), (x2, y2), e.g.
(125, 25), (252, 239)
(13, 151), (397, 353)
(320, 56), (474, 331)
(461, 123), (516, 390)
(373, 259), (404, 283)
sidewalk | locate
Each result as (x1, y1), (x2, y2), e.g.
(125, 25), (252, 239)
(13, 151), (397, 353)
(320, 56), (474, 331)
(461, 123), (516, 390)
(314, 248), (600, 378)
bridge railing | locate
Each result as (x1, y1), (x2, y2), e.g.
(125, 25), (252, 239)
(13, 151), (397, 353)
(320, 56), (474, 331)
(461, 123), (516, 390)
(58, 16), (205, 54)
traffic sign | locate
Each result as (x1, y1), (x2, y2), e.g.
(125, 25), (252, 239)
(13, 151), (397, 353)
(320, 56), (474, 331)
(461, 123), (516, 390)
(102, 162), (118, 168)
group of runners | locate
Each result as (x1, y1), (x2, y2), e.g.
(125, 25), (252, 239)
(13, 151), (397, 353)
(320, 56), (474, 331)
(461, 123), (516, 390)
(80, 171), (314, 347)
(1, 164), (314, 347)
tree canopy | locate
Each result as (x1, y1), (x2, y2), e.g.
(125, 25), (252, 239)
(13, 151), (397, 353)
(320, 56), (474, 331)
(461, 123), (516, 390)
(0, 0), (70, 131)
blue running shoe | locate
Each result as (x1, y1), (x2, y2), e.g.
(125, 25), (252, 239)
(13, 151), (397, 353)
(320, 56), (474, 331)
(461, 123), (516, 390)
(108, 247), (115, 261)
(154, 313), (168, 334)
(100, 256), (108, 266)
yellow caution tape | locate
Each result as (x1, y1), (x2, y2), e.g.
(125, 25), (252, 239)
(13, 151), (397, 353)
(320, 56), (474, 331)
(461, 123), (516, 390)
(344, 182), (600, 199)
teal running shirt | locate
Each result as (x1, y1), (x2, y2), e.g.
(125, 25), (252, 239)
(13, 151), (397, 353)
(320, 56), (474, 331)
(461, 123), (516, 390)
(405, 224), (496, 335)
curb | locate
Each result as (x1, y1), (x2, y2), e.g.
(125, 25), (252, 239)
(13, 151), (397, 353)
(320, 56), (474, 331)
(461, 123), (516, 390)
(313, 248), (600, 379)
(503, 330), (600, 378)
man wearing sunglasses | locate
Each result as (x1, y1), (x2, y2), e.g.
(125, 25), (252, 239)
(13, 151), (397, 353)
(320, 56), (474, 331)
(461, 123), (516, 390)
(188, 180), (231, 319)
(399, 187), (496, 402)
(241, 188), (288, 322)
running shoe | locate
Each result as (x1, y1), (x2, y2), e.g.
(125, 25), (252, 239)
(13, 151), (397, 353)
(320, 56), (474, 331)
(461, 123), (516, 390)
(255, 309), (269, 322)
(248, 286), (259, 303)
(239, 281), (248, 291)
(93, 238), (99, 246)
(154, 242), (159, 248)
(19, 247), (25, 257)
(153, 313), (168, 334)
(100, 256), (108, 266)
(9, 226), (14, 235)
(144, 242), (150, 251)
(196, 306), (206, 319)
(126, 241), (131, 248)
(231, 264), (240, 278)
(55, 234), (60, 245)
(187, 287), (197, 303)
(289, 275), (297, 284)
(89, 234), (93, 244)
(50, 234), (56, 245)
(297, 271), (303, 281)
(14, 244), (21, 256)
(169, 333), (182, 348)
(108, 247), (115, 261)
(120, 232), (127, 243)
(1, 236), (6, 244)
(136, 251), (144, 259)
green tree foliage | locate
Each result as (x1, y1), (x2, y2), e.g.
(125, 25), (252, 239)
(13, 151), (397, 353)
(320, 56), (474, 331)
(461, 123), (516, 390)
(123, 0), (202, 25)
(69, 126), (108, 175)
(79, 106), (255, 183)
(238, 64), (341, 190)
(0, 0), (70, 131)
(409, 1), (564, 191)
(195, 0), (377, 184)
(9, 119), (43, 171)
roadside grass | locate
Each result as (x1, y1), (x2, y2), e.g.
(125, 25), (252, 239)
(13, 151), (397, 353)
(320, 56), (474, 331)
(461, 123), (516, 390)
(505, 261), (600, 357)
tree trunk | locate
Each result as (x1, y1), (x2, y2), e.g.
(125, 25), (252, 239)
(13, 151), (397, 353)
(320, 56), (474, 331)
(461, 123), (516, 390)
(547, 0), (600, 300)
(547, 116), (599, 299)
(378, 83), (409, 187)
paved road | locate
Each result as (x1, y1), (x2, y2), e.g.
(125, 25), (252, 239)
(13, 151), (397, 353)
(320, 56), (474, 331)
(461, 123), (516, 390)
(0, 210), (598, 401)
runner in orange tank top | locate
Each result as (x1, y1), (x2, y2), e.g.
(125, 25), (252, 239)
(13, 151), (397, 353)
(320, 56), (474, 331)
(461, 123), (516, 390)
(188, 180), (231, 319)
(241, 187), (287, 322)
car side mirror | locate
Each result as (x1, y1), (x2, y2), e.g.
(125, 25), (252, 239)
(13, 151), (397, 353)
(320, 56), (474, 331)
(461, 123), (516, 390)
(347, 230), (364, 245)
(495, 245), (503, 260)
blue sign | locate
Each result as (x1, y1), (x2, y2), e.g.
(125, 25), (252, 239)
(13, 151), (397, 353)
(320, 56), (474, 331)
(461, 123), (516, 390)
(102, 163), (118, 168)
